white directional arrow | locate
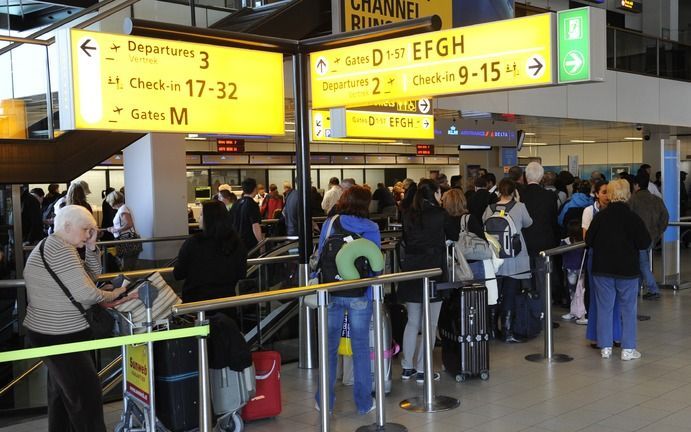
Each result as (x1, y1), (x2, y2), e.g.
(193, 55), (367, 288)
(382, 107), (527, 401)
(563, 51), (584, 75)
(418, 98), (431, 114)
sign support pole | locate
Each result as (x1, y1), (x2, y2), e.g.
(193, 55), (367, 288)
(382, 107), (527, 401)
(294, 52), (317, 370)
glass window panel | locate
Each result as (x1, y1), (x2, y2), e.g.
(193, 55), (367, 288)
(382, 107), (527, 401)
(188, 170), (210, 203)
(320, 170), (341, 193)
(310, 169), (319, 189)
(342, 169), (364, 185)
(240, 170), (268, 190)
(210, 169), (239, 194)
(109, 169), (125, 192)
(614, 30), (658, 76)
(268, 170), (293, 191)
(364, 169), (385, 187)
(659, 40), (691, 81)
(74, 171), (107, 208)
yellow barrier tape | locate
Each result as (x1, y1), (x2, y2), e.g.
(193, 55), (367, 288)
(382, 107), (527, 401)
(0, 326), (209, 363)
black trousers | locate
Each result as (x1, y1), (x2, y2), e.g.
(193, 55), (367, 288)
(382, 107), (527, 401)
(27, 328), (106, 432)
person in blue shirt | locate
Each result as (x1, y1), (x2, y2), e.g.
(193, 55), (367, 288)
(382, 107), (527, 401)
(314, 186), (380, 415)
(558, 182), (594, 226)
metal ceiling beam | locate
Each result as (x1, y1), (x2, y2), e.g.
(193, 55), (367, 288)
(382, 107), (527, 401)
(125, 14), (441, 54)
(125, 18), (299, 53)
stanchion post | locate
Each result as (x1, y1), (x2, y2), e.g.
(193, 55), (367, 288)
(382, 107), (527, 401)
(400, 278), (460, 413)
(526, 255), (573, 363)
(422, 278), (434, 409)
(316, 289), (330, 432)
(357, 285), (406, 432)
(197, 311), (213, 432)
(144, 291), (157, 431)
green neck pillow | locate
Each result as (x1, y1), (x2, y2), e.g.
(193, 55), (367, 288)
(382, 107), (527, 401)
(335, 238), (385, 280)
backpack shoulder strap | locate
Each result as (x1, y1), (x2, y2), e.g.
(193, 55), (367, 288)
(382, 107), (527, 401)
(503, 199), (517, 213)
(460, 214), (469, 233)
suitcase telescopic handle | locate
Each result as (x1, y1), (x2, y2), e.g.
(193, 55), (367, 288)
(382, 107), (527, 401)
(255, 361), (276, 380)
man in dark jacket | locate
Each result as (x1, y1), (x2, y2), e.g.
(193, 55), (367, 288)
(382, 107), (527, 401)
(520, 162), (560, 298)
(468, 176), (498, 223)
(230, 178), (263, 250)
(629, 174), (669, 300)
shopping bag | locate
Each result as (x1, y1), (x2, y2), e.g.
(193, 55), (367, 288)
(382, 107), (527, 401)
(570, 252), (587, 319)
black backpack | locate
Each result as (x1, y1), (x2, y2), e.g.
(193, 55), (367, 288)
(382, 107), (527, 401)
(316, 216), (370, 283)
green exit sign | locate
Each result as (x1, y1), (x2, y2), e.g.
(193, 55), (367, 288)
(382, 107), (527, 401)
(557, 7), (605, 84)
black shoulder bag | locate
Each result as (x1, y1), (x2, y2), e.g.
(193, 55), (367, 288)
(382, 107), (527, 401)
(39, 240), (115, 339)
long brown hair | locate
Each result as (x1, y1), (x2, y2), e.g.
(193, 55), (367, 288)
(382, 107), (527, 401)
(334, 186), (371, 218)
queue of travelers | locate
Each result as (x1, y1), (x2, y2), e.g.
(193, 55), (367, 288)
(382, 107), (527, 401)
(17, 161), (689, 430)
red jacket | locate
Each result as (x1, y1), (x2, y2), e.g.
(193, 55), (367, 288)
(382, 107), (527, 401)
(261, 194), (284, 219)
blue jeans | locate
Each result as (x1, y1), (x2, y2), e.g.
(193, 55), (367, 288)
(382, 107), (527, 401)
(593, 275), (638, 349)
(315, 295), (372, 414)
(639, 249), (659, 294)
(586, 250), (622, 343)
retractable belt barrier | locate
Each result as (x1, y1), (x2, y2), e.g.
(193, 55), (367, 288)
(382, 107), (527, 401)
(0, 325), (209, 363)
(525, 241), (586, 364)
(171, 268), (446, 432)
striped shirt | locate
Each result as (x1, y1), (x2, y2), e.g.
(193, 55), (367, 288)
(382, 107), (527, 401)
(23, 235), (119, 335)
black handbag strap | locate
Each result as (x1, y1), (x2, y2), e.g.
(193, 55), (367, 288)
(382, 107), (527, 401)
(39, 239), (88, 318)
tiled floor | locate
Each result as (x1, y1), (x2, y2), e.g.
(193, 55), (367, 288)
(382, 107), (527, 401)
(4, 252), (691, 432)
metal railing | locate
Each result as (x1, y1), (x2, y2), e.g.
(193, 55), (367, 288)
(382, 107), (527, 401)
(0, 253), (300, 403)
(525, 241), (586, 364)
(171, 268), (447, 432)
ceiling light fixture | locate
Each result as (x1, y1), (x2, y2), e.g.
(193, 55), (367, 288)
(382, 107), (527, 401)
(524, 142), (548, 146)
(458, 144), (491, 150)
(524, 132), (536, 136)
(570, 139), (596, 143)
(624, 137), (643, 141)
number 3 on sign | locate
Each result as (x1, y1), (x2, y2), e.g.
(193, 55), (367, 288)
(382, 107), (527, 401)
(199, 51), (209, 69)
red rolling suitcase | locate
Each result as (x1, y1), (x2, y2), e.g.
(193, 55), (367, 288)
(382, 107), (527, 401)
(241, 351), (282, 421)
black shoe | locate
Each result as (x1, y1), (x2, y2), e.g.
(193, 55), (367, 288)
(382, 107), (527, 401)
(642, 292), (660, 300)
(401, 368), (416, 380)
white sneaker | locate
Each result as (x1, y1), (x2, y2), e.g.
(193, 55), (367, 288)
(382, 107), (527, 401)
(601, 347), (612, 359)
(621, 349), (641, 361)
(561, 313), (576, 320)
(575, 317), (588, 325)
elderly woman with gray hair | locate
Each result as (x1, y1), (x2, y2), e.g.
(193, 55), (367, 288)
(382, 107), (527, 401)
(585, 179), (650, 361)
(23, 205), (134, 431)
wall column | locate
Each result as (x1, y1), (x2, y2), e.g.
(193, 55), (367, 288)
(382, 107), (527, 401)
(123, 133), (188, 264)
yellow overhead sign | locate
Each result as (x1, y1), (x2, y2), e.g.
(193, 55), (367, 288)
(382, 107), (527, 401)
(310, 110), (398, 142)
(311, 13), (554, 109)
(58, 29), (284, 135)
(344, 0), (453, 31)
(331, 108), (433, 139)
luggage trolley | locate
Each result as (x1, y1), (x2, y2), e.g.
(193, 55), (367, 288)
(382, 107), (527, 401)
(115, 281), (171, 432)
(113, 277), (255, 432)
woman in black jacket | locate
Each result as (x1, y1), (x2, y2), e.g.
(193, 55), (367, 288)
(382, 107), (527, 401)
(586, 179), (650, 361)
(174, 200), (247, 309)
(398, 179), (456, 383)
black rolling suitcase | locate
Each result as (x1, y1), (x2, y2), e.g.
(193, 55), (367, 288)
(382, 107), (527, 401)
(153, 337), (199, 432)
(438, 283), (490, 383)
